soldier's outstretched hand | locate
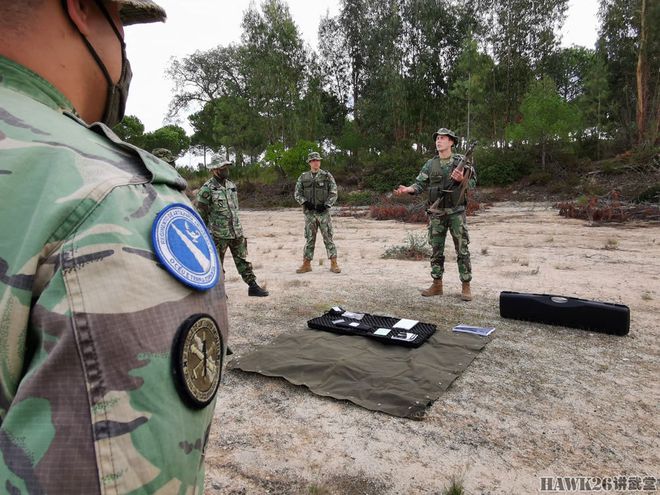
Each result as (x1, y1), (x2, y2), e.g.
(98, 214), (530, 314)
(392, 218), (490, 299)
(394, 185), (413, 196)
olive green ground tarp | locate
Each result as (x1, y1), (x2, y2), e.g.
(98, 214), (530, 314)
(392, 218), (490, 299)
(228, 329), (490, 419)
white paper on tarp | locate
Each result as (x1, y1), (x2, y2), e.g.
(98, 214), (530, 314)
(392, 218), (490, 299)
(373, 328), (391, 336)
(349, 322), (361, 328)
(452, 324), (495, 337)
(393, 319), (419, 330)
(341, 311), (365, 320)
(332, 319), (345, 324)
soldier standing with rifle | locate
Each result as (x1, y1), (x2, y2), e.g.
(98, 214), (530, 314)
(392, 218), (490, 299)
(394, 128), (477, 301)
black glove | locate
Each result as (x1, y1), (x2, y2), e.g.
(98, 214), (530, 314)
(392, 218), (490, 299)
(316, 204), (328, 213)
(303, 201), (314, 209)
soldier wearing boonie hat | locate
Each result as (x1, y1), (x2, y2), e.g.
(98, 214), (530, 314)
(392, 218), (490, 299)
(0, 1), (229, 492)
(432, 127), (458, 144)
(152, 147), (177, 166)
(114, 0), (167, 25)
(294, 151), (341, 274)
(197, 158), (269, 297)
(207, 157), (233, 169)
(394, 127), (477, 301)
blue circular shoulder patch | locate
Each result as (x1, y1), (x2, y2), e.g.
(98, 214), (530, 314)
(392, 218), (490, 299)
(152, 203), (220, 291)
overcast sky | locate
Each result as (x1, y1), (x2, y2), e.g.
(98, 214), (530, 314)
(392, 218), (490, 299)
(124, 0), (601, 135)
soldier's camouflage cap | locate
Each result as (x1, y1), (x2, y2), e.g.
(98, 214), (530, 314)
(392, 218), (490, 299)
(152, 148), (175, 164)
(307, 152), (323, 162)
(432, 127), (458, 143)
(208, 158), (233, 170)
(113, 0), (167, 25)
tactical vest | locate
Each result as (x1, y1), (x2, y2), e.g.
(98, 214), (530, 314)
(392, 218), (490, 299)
(300, 170), (331, 207)
(206, 178), (243, 238)
(427, 154), (466, 209)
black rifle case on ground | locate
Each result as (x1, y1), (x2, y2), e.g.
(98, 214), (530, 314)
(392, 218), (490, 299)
(499, 291), (630, 336)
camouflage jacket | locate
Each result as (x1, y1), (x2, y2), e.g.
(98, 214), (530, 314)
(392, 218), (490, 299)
(411, 153), (477, 214)
(0, 56), (228, 494)
(196, 177), (243, 239)
(294, 169), (338, 208)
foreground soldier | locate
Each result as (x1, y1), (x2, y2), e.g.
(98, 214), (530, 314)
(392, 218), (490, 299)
(294, 152), (341, 274)
(196, 159), (269, 297)
(394, 128), (476, 301)
(0, 1), (228, 493)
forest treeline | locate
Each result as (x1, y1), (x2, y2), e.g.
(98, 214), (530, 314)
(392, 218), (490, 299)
(114, 0), (659, 194)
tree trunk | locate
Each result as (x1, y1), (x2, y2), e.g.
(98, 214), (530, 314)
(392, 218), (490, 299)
(636, 0), (649, 145)
(541, 141), (546, 170)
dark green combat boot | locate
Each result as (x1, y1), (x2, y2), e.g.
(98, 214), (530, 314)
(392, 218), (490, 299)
(248, 281), (269, 297)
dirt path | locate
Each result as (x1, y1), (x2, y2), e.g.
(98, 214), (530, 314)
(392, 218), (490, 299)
(204, 202), (660, 494)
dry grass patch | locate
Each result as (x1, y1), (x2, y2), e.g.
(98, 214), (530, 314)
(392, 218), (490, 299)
(382, 232), (431, 260)
(286, 279), (311, 288)
(604, 238), (619, 250)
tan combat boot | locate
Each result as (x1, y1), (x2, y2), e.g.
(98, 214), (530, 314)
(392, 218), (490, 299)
(421, 279), (443, 297)
(296, 259), (312, 273)
(461, 281), (473, 301)
(330, 257), (341, 273)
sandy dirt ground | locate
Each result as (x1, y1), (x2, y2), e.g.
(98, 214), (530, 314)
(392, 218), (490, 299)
(203, 202), (659, 495)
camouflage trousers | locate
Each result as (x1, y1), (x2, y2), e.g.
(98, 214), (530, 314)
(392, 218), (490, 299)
(428, 212), (472, 282)
(214, 236), (256, 285)
(302, 210), (337, 260)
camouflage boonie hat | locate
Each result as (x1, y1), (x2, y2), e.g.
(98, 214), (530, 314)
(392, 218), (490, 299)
(432, 127), (458, 143)
(152, 148), (175, 164)
(113, 0), (167, 25)
(208, 158), (233, 170)
(307, 152), (323, 162)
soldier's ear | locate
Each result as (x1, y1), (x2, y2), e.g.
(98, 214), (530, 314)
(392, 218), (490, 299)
(64, 0), (95, 36)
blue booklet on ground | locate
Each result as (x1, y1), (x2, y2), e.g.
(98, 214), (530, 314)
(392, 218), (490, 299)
(452, 324), (495, 337)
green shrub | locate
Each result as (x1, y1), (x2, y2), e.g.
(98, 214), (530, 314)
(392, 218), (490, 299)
(341, 190), (375, 206)
(527, 170), (552, 185)
(177, 165), (208, 191)
(575, 195), (589, 206)
(635, 184), (660, 203)
(601, 160), (625, 175)
(475, 147), (533, 186)
(361, 148), (425, 193)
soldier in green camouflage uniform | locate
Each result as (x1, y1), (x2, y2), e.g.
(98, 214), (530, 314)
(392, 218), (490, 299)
(294, 152), (341, 273)
(196, 159), (269, 296)
(152, 147), (177, 167)
(0, 2), (228, 493)
(394, 128), (477, 301)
